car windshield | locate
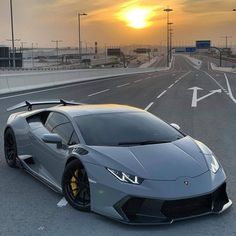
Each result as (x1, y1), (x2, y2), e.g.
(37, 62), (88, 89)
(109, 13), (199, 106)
(75, 112), (184, 146)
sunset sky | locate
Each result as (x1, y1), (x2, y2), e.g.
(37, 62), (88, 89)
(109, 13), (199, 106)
(0, 0), (235, 48)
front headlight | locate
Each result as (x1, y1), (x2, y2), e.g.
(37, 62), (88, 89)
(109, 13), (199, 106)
(205, 154), (220, 174)
(107, 168), (143, 185)
(194, 140), (220, 174)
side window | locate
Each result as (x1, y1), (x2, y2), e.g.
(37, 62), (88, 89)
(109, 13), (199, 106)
(45, 112), (79, 145)
(45, 112), (69, 132)
(69, 131), (80, 146)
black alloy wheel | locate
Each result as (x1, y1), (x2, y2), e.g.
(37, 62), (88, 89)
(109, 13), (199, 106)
(62, 159), (91, 211)
(4, 128), (18, 168)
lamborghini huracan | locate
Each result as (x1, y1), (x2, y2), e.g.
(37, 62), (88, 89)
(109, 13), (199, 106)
(4, 100), (232, 224)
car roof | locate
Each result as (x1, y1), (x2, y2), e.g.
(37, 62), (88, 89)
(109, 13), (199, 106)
(51, 104), (144, 117)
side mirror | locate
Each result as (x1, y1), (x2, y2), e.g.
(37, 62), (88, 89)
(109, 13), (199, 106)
(42, 134), (63, 149)
(170, 123), (181, 130)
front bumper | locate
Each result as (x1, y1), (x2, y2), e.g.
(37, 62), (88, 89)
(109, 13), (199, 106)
(85, 163), (232, 225)
(114, 182), (232, 225)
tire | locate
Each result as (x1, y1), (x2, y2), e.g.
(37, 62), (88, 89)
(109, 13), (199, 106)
(4, 128), (18, 168)
(62, 159), (91, 212)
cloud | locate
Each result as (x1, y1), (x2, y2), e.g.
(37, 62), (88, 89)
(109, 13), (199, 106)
(181, 0), (236, 13)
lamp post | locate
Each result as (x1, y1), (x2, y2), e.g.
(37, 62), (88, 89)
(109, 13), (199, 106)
(164, 8), (173, 67)
(9, 0), (16, 68)
(78, 13), (87, 60)
(221, 36), (232, 48)
(6, 38), (20, 68)
(52, 40), (62, 69)
(168, 22), (173, 63)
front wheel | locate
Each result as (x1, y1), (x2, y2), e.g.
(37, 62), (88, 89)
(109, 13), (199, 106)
(4, 128), (18, 168)
(62, 160), (91, 212)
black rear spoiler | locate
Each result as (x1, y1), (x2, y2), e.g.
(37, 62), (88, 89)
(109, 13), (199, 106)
(7, 99), (82, 112)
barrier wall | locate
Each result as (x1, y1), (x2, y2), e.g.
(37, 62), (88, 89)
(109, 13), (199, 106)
(0, 66), (169, 95)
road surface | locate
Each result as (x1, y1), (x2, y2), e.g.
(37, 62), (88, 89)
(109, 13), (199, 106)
(0, 55), (235, 235)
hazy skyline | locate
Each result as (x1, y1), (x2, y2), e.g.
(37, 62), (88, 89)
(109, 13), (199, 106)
(0, 0), (235, 48)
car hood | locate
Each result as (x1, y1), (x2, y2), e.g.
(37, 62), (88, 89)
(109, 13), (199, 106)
(89, 136), (208, 181)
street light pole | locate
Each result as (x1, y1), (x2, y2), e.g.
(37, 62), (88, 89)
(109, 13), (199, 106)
(78, 13), (87, 60)
(168, 22), (173, 63)
(52, 40), (62, 69)
(221, 36), (232, 48)
(10, 0), (16, 68)
(164, 8), (173, 68)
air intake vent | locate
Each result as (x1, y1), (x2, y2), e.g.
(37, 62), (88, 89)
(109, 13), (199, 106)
(74, 148), (89, 155)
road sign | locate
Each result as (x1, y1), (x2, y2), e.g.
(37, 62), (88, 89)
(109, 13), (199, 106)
(186, 47), (196, 53)
(196, 40), (211, 49)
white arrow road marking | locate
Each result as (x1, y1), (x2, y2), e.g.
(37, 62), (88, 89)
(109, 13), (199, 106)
(57, 197), (68, 207)
(224, 73), (236, 104)
(188, 87), (203, 107)
(188, 87), (222, 107)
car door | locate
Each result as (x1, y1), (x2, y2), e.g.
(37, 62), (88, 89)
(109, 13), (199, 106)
(32, 111), (79, 186)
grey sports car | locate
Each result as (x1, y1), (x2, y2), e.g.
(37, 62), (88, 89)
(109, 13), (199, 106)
(4, 100), (232, 224)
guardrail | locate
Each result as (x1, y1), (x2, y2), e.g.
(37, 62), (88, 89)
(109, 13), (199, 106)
(0, 66), (170, 95)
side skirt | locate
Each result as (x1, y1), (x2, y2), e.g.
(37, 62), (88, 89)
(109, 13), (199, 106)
(18, 155), (63, 194)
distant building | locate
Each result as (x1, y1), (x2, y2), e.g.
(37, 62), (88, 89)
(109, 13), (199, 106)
(0, 46), (22, 68)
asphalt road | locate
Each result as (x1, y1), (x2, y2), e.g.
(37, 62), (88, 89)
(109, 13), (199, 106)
(0, 55), (236, 235)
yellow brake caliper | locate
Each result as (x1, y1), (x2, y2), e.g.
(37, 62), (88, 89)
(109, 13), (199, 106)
(70, 170), (79, 197)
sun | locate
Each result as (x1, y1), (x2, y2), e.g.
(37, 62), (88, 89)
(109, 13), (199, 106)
(119, 7), (154, 29)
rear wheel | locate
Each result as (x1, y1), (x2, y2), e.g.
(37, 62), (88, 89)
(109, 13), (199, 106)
(4, 128), (18, 168)
(62, 160), (91, 211)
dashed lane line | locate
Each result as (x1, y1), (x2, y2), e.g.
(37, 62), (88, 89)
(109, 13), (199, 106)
(145, 102), (154, 111)
(116, 83), (130, 88)
(57, 197), (68, 207)
(157, 90), (167, 99)
(88, 89), (110, 97)
(134, 79), (143, 83)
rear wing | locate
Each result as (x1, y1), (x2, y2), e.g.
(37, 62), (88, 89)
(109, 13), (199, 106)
(7, 99), (82, 112)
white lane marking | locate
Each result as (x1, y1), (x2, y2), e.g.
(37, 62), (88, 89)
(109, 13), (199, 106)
(134, 79), (143, 83)
(88, 89), (110, 97)
(145, 102), (154, 111)
(178, 71), (192, 80)
(0, 75), (119, 100)
(224, 73), (236, 104)
(0, 82), (87, 100)
(175, 80), (179, 83)
(168, 84), (174, 89)
(116, 83), (130, 88)
(204, 71), (226, 91)
(188, 87), (222, 107)
(144, 77), (151, 80)
(57, 197), (68, 207)
(157, 90), (167, 99)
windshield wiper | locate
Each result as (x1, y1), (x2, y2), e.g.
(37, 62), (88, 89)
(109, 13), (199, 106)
(118, 140), (171, 146)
